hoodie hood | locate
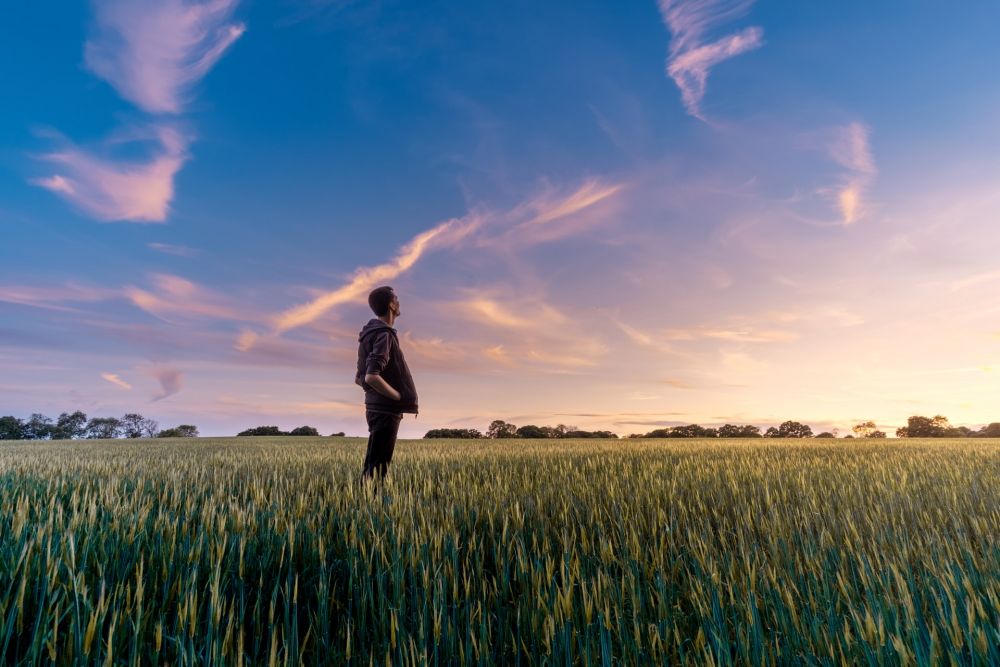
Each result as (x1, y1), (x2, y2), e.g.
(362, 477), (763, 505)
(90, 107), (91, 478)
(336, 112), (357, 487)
(358, 318), (395, 342)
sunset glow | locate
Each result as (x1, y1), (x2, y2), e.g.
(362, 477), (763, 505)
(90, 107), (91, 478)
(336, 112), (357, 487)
(3, 1), (999, 437)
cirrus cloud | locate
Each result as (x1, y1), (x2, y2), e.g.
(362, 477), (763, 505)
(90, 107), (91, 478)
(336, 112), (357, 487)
(85, 0), (245, 114)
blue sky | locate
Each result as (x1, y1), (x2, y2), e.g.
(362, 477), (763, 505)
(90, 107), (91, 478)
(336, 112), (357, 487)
(3, 0), (1000, 437)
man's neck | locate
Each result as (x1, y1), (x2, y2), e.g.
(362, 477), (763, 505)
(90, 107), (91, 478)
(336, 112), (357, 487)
(378, 314), (396, 327)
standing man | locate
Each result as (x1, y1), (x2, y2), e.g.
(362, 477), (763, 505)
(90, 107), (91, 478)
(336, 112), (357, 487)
(355, 286), (419, 483)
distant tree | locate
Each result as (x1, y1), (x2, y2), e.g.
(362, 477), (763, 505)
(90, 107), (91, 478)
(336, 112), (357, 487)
(852, 421), (878, 438)
(763, 427), (780, 438)
(563, 430), (618, 438)
(718, 424), (762, 438)
(52, 411), (88, 439)
(515, 425), (548, 439)
(868, 430), (887, 438)
(142, 417), (160, 437)
(237, 426), (286, 436)
(777, 421), (813, 438)
(289, 426), (320, 436)
(0, 416), (25, 440)
(977, 423), (1000, 438)
(665, 424), (717, 438)
(896, 415), (951, 438)
(642, 428), (673, 438)
(553, 424), (575, 438)
(86, 417), (122, 439)
(487, 420), (518, 439)
(24, 413), (54, 440)
(330, 431), (346, 437)
(424, 428), (483, 438)
(121, 413), (158, 438)
(158, 424), (199, 438)
(842, 434), (854, 439)
(815, 432), (836, 438)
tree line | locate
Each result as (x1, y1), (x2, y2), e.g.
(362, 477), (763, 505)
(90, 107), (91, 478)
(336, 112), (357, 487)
(236, 425), (345, 437)
(0, 412), (198, 440)
(425, 416), (1000, 440)
(424, 421), (619, 439)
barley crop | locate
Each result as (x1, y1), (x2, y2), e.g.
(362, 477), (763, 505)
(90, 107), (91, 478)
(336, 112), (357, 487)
(1, 437), (998, 665)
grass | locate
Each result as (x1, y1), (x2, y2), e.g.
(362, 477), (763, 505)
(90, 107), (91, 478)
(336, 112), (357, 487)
(1, 436), (998, 665)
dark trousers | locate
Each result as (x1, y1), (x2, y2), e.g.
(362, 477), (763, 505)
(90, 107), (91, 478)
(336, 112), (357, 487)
(362, 410), (402, 482)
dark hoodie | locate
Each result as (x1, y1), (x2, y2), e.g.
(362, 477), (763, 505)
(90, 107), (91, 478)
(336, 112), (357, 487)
(355, 319), (419, 415)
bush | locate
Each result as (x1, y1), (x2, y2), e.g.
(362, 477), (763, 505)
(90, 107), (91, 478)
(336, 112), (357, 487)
(237, 426), (287, 437)
(289, 426), (320, 436)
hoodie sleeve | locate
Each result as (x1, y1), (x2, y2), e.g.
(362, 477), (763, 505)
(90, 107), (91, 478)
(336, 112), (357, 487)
(365, 331), (393, 376)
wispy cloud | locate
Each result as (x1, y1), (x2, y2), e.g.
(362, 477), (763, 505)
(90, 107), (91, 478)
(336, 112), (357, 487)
(663, 326), (798, 343)
(148, 242), (202, 257)
(100, 372), (133, 390)
(0, 282), (119, 311)
(826, 122), (876, 224)
(488, 179), (625, 247)
(32, 126), (188, 222)
(268, 215), (482, 336)
(148, 366), (183, 401)
(85, 0), (245, 114)
(658, 0), (764, 120)
(124, 273), (255, 322)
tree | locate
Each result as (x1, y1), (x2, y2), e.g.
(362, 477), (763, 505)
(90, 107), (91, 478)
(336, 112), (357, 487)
(289, 426), (320, 436)
(515, 425), (548, 439)
(121, 413), (158, 438)
(142, 417), (160, 437)
(423, 428), (483, 438)
(237, 426), (286, 436)
(718, 424), (761, 438)
(487, 420), (518, 439)
(763, 427), (780, 438)
(977, 423), (1000, 438)
(86, 417), (122, 439)
(815, 432), (836, 438)
(777, 421), (813, 438)
(897, 415), (951, 438)
(852, 421), (878, 438)
(52, 411), (88, 439)
(158, 424), (199, 438)
(330, 431), (346, 437)
(24, 413), (54, 440)
(0, 416), (25, 440)
(868, 430), (887, 438)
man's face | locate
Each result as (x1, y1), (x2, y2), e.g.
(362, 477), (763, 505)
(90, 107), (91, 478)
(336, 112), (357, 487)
(390, 294), (400, 317)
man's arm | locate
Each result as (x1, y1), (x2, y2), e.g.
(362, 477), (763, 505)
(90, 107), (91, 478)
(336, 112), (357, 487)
(364, 374), (401, 401)
(364, 331), (401, 401)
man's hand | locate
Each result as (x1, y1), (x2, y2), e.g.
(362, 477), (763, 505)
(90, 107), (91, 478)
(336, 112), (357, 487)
(364, 373), (401, 401)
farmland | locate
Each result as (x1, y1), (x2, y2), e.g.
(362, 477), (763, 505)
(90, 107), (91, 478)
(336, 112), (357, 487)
(1, 437), (998, 665)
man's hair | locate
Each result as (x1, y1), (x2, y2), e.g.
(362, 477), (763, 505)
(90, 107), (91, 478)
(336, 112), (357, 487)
(368, 286), (395, 317)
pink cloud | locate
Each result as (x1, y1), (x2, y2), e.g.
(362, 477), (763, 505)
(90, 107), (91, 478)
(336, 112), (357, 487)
(658, 0), (764, 120)
(826, 122), (876, 224)
(124, 272), (258, 322)
(0, 282), (118, 311)
(269, 214), (483, 335)
(32, 126), (188, 222)
(148, 366), (183, 401)
(100, 372), (133, 390)
(85, 0), (245, 114)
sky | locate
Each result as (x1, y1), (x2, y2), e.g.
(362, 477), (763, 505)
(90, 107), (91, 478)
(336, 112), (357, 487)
(3, 0), (1000, 438)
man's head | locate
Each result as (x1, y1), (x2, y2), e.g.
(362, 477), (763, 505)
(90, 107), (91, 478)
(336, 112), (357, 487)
(368, 286), (400, 319)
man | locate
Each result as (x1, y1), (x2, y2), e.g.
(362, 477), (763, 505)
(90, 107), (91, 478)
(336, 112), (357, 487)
(355, 285), (419, 482)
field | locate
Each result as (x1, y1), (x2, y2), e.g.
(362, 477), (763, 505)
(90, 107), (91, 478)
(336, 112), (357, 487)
(1, 437), (998, 665)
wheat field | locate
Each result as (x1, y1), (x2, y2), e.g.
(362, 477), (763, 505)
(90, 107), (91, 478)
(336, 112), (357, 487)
(1, 437), (997, 665)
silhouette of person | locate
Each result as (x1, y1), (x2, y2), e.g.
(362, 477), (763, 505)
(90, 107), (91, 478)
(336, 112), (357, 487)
(355, 286), (419, 484)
